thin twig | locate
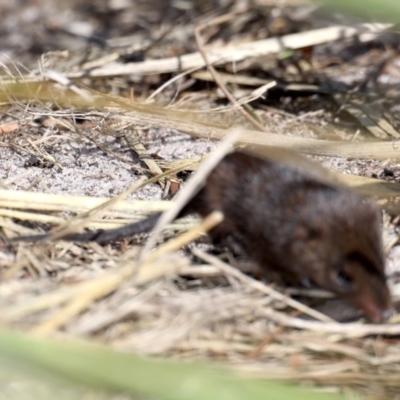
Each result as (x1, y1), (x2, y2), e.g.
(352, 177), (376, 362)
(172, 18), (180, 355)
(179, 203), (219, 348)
(194, 16), (266, 132)
(191, 248), (334, 323)
(140, 129), (240, 257)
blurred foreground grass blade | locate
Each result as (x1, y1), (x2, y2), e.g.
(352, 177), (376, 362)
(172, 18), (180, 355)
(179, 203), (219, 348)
(323, 0), (400, 22)
(0, 329), (346, 400)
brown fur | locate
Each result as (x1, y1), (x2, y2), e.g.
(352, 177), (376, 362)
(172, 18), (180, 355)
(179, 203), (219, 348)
(11, 152), (392, 322)
(184, 153), (391, 323)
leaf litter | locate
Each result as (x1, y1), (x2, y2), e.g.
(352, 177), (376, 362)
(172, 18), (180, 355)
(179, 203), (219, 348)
(1, 0), (400, 397)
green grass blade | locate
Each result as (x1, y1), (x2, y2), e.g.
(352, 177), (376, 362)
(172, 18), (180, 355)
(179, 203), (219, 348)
(323, 0), (400, 22)
(0, 329), (346, 400)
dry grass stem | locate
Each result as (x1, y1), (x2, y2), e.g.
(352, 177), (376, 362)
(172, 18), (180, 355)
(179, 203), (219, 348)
(195, 16), (266, 131)
(141, 129), (239, 256)
(1, 4), (400, 396)
(260, 308), (400, 337)
(191, 248), (334, 323)
(63, 24), (390, 78)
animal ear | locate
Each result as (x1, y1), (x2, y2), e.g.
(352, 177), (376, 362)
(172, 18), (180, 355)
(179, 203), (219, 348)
(290, 226), (308, 241)
(291, 216), (326, 242)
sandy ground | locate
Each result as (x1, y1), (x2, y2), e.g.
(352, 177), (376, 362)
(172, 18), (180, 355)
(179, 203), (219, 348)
(1, 2), (400, 397)
(0, 128), (215, 200)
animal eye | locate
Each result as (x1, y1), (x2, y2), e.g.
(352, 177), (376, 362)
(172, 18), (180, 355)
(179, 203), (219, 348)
(308, 226), (322, 240)
(336, 270), (353, 286)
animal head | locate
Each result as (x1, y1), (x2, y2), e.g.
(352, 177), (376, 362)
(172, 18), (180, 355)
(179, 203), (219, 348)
(287, 190), (391, 323)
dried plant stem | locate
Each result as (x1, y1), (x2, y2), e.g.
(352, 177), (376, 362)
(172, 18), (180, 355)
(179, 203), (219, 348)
(194, 16), (266, 132)
(261, 308), (400, 337)
(141, 129), (239, 257)
(191, 248), (334, 323)
(27, 211), (223, 334)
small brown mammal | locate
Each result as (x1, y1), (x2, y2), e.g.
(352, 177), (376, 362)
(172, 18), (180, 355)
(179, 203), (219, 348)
(12, 151), (392, 323)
